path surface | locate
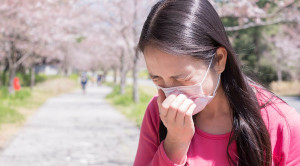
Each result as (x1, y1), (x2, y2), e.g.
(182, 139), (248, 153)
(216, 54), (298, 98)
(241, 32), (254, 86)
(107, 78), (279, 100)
(0, 86), (140, 166)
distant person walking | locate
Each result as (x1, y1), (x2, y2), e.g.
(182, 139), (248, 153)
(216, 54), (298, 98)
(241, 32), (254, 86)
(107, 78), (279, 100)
(81, 72), (88, 94)
(97, 74), (102, 86)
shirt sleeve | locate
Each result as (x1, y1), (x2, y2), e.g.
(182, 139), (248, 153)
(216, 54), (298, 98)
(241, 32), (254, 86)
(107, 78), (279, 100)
(283, 106), (300, 166)
(133, 96), (187, 166)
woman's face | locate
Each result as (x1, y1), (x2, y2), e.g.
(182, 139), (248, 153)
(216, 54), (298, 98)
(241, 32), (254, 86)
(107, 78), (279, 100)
(143, 45), (221, 96)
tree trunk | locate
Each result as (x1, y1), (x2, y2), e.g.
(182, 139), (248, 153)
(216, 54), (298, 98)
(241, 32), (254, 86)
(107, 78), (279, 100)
(277, 68), (282, 82)
(58, 65), (63, 76)
(1, 62), (9, 86)
(132, 0), (139, 103)
(0, 61), (3, 86)
(276, 56), (283, 82)
(253, 27), (261, 72)
(64, 68), (68, 76)
(8, 42), (17, 94)
(132, 49), (139, 103)
(113, 66), (117, 84)
(67, 66), (72, 76)
(30, 65), (35, 89)
(120, 49), (126, 95)
(8, 66), (16, 94)
(1, 71), (5, 87)
(103, 70), (108, 83)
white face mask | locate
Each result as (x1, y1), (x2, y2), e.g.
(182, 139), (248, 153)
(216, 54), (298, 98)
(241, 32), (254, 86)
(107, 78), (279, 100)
(156, 55), (221, 115)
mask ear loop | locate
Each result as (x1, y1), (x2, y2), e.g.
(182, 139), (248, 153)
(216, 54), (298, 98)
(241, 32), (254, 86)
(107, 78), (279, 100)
(200, 53), (215, 85)
(212, 74), (221, 96)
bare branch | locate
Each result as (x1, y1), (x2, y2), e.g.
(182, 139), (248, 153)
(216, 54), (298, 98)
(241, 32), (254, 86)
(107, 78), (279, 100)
(225, 17), (299, 32)
(15, 52), (31, 67)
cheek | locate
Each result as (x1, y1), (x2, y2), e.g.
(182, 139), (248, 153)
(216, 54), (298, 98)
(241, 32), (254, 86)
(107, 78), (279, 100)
(201, 74), (217, 95)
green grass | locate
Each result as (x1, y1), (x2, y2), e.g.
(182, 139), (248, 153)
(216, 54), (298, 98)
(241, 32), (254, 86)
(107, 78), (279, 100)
(105, 83), (157, 126)
(69, 74), (79, 81)
(0, 88), (31, 125)
(0, 103), (24, 124)
(0, 72), (64, 87)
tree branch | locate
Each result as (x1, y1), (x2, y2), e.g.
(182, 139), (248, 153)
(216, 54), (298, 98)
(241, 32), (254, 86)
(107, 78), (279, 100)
(225, 17), (299, 32)
(15, 52), (31, 67)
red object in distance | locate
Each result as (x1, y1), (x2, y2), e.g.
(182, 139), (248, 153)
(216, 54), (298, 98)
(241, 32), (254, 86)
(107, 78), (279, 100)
(13, 77), (21, 91)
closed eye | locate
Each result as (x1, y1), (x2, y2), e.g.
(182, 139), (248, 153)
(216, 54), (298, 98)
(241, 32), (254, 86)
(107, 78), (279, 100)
(183, 77), (192, 82)
(152, 77), (192, 83)
(151, 76), (160, 81)
(177, 75), (192, 82)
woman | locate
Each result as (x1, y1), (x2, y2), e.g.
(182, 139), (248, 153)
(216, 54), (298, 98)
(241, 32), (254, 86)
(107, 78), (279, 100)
(133, 0), (300, 166)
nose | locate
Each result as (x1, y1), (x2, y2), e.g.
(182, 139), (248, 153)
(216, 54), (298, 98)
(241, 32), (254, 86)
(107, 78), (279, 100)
(160, 80), (179, 88)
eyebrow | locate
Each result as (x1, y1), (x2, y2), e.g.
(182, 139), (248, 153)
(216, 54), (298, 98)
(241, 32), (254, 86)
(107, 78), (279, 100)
(149, 73), (189, 79)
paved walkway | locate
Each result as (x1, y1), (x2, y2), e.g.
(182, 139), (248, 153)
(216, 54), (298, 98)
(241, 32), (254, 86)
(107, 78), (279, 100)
(0, 86), (140, 166)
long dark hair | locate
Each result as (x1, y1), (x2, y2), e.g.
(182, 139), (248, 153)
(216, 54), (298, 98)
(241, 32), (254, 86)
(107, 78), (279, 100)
(138, 0), (272, 166)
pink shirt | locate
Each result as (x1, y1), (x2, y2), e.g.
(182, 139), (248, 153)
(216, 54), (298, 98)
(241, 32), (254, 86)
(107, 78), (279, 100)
(133, 86), (300, 166)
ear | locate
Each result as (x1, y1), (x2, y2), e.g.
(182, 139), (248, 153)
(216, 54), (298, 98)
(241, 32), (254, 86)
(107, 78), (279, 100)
(214, 47), (227, 74)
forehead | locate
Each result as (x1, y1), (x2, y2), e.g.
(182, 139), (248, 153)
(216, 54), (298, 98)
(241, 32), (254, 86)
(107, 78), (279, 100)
(143, 46), (202, 75)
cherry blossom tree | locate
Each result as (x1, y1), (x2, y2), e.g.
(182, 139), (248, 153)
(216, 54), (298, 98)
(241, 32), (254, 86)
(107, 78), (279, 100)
(212, 0), (300, 82)
(97, 0), (156, 102)
(1, 0), (298, 98)
(212, 0), (300, 31)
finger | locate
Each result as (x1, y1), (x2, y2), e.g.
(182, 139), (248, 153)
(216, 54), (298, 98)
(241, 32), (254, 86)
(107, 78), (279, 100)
(160, 95), (177, 117)
(184, 104), (196, 126)
(157, 89), (166, 108)
(157, 89), (166, 116)
(168, 94), (187, 120)
(175, 98), (194, 125)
